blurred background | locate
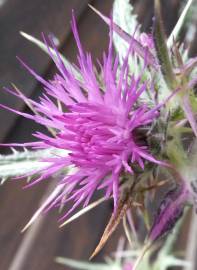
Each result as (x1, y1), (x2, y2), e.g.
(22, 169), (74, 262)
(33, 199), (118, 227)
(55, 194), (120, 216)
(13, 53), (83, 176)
(0, 0), (196, 269)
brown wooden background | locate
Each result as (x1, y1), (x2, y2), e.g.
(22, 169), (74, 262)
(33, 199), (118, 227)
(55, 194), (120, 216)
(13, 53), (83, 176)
(0, 1), (196, 269)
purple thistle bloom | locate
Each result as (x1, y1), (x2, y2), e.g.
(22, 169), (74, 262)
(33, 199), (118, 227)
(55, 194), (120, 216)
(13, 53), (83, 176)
(1, 15), (168, 220)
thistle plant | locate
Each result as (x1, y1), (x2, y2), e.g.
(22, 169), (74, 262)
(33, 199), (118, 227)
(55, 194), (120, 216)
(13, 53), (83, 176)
(0, 0), (196, 269)
(56, 215), (190, 270)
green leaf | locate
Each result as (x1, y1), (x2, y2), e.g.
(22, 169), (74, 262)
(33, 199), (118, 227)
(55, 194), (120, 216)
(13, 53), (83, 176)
(167, 0), (194, 48)
(0, 148), (68, 183)
(112, 0), (157, 104)
(55, 257), (119, 270)
(89, 5), (157, 68)
(154, 0), (176, 89)
(113, 0), (140, 72)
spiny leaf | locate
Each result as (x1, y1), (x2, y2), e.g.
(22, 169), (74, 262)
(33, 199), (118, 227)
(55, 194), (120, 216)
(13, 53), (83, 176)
(154, 0), (176, 89)
(113, 0), (139, 38)
(182, 94), (197, 137)
(89, 5), (157, 69)
(0, 148), (68, 182)
(112, 0), (140, 73)
(132, 244), (151, 270)
(56, 257), (110, 270)
(167, 0), (194, 48)
(180, 56), (197, 76)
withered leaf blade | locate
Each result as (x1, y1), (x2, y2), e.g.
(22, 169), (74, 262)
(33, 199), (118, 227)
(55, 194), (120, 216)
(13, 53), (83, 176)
(90, 198), (131, 260)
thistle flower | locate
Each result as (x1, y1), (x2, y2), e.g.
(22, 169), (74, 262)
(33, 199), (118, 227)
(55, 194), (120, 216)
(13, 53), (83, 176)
(1, 14), (169, 220)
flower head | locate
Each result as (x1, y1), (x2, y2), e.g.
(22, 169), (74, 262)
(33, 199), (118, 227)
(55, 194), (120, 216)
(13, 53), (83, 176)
(1, 15), (166, 220)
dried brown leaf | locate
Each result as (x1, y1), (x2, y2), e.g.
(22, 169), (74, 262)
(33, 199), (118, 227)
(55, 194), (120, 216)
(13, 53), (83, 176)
(90, 198), (131, 259)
